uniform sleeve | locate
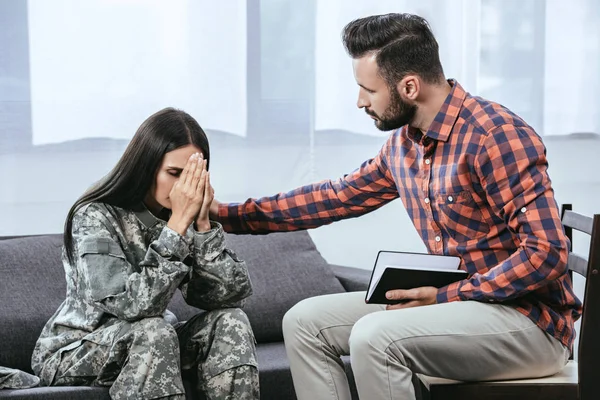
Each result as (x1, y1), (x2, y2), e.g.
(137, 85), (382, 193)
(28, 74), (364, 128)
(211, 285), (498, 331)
(179, 221), (253, 310)
(216, 139), (399, 233)
(437, 124), (569, 304)
(73, 205), (191, 321)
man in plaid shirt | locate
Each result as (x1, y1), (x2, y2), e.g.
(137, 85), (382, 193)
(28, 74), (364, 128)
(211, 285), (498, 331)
(211, 13), (582, 400)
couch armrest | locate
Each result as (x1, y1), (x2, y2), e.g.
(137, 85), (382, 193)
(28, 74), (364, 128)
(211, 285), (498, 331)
(330, 265), (371, 292)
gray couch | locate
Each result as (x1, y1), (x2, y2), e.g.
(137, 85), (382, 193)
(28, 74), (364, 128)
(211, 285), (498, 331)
(0, 230), (371, 399)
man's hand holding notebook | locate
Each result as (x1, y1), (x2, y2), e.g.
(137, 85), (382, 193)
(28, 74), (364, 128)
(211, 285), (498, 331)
(365, 251), (467, 305)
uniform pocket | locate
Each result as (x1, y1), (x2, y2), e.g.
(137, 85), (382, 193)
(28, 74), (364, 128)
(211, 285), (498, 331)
(434, 190), (490, 242)
(79, 236), (128, 301)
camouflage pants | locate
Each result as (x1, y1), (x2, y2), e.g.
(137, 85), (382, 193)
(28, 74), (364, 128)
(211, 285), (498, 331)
(49, 308), (259, 400)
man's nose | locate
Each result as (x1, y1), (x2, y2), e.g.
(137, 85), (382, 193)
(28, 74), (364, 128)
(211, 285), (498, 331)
(357, 95), (368, 109)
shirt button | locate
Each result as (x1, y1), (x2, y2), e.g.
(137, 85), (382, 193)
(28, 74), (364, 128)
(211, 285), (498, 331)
(425, 159), (431, 165)
(447, 196), (454, 202)
(435, 236), (441, 242)
(424, 198), (430, 204)
(521, 207), (527, 213)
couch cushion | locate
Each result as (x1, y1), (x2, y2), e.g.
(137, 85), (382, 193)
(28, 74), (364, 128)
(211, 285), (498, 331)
(223, 231), (345, 342)
(0, 234), (65, 373)
(255, 342), (300, 400)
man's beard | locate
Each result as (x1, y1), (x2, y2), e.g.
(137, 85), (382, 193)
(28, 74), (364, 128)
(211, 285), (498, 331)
(365, 89), (417, 131)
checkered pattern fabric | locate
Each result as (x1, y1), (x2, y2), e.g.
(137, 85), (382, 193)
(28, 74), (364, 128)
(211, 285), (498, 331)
(218, 80), (582, 350)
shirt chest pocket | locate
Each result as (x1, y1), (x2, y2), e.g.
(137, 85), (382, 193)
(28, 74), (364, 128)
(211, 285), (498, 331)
(434, 190), (490, 242)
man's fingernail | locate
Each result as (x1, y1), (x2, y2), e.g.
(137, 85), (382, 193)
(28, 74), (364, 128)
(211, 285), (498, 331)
(386, 293), (392, 299)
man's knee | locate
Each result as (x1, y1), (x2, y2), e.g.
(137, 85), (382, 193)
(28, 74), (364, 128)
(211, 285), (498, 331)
(282, 296), (322, 340)
(349, 313), (391, 357)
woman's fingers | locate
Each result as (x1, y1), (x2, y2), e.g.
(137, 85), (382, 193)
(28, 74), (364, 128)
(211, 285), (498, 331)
(205, 172), (210, 198)
(203, 171), (212, 206)
(196, 168), (212, 223)
(188, 155), (202, 192)
(184, 153), (201, 189)
(196, 159), (207, 197)
(180, 153), (196, 187)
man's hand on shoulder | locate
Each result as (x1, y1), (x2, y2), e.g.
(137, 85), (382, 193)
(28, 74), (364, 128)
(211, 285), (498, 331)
(385, 286), (438, 310)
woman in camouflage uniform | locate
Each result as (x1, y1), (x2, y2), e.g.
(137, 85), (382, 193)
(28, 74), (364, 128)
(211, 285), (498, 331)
(31, 108), (259, 400)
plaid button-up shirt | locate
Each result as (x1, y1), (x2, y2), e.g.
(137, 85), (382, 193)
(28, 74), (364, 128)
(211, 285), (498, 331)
(218, 80), (582, 350)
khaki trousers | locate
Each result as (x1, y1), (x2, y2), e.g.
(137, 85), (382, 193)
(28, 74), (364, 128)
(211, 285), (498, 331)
(282, 291), (569, 400)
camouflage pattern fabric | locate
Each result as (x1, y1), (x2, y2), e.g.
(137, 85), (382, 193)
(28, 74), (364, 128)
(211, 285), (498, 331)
(31, 202), (257, 399)
(0, 366), (40, 389)
(178, 309), (259, 400)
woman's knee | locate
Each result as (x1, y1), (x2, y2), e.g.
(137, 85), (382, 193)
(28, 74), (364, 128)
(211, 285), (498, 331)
(205, 308), (255, 344)
(210, 308), (251, 328)
(124, 317), (179, 347)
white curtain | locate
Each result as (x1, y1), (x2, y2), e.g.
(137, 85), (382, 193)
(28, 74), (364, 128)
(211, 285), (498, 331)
(28, 0), (247, 145)
(1, 1), (599, 273)
(544, 0), (600, 136)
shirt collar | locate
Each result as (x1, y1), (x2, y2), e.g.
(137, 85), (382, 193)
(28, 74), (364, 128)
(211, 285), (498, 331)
(423, 79), (467, 143)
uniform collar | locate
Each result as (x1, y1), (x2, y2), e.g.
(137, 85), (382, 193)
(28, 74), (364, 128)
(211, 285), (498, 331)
(132, 203), (164, 230)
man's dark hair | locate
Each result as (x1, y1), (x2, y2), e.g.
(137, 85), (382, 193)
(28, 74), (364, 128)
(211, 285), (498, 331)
(342, 13), (445, 85)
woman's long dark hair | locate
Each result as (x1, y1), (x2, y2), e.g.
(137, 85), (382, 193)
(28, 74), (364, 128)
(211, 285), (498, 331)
(63, 107), (210, 264)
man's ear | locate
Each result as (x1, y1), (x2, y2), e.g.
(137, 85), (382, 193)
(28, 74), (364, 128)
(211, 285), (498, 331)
(396, 75), (420, 101)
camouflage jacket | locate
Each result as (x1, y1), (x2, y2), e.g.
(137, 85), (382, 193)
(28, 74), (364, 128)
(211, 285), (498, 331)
(31, 202), (253, 379)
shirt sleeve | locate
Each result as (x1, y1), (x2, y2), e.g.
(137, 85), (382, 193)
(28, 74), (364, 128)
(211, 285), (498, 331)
(217, 139), (400, 233)
(73, 205), (191, 321)
(437, 124), (569, 304)
(179, 221), (253, 310)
